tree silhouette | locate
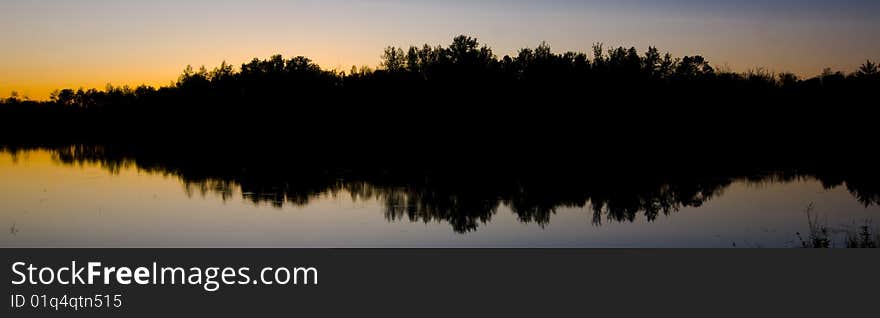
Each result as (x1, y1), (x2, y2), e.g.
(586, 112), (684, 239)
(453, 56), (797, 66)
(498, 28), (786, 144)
(2, 35), (874, 111)
(0, 35), (876, 159)
(381, 46), (406, 72)
(855, 60), (878, 79)
(1, 35), (877, 236)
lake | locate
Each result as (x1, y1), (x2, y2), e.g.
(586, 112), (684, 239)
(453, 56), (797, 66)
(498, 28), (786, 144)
(1, 147), (877, 247)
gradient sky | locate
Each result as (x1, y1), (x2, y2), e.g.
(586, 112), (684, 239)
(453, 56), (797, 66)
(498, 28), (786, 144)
(2, 0), (879, 100)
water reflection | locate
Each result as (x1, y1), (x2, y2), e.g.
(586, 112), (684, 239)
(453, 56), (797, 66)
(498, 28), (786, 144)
(3, 144), (877, 234)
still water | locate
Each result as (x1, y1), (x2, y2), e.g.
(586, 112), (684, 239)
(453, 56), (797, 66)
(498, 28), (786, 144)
(1, 149), (877, 247)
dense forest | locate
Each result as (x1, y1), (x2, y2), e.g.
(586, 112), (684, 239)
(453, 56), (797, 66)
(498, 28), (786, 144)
(0, 36), (877, 167)
(1, 36), (878, 235)
(2, 35), (878, 108)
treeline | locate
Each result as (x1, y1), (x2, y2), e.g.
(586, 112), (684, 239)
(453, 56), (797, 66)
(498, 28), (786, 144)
(2, 35), (878, 109)
(1, 35), (877, 164)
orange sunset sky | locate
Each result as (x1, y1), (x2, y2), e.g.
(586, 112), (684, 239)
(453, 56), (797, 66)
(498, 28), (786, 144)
(2, 0), (879, 100)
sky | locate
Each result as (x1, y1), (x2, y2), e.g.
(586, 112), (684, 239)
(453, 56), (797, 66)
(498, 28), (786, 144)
(1, 0), (879, 100)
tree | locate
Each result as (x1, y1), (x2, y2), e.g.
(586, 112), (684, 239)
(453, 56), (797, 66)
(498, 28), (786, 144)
(591, 43), (605, 69)
(534, 42), (552, 61)
(267, 55), (284, 74)
(285, 56), (319, 74)
(658, 53), (675, 78)
(515, 47), (534, 77)
(405, 46), (420, 74)
(209, 61), (234, 81)
(674, 56), (714, 79)
(134, 85), (156, 99)
(53, 89), (76, 106)
(855, 60), (878, 78)
(380, 46), (406, 72)
(446, 35), (494, 67)
(643, 46), (662, 77)
(778, 72), (799, 88)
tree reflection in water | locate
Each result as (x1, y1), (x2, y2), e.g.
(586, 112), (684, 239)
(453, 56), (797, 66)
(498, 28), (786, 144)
(3, 144), (874, 234)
